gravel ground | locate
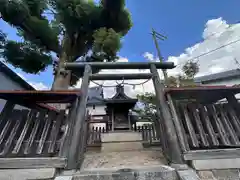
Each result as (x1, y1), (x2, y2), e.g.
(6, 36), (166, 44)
(80, 149), (167, 171)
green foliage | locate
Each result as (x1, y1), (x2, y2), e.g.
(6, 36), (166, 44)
(167, 75), (196, 87)
(20, 16), (60, 52)
(0, 0), (132, 86)
(0, 30), (6, 50)
(101, 0), (125, 12)
(93, 28), (121, 61)
(22, 0), (48, 19)
(2, 41), (52, 73)
(0, 1), (30, 25)
(0, 0), (59, 53)
(135, 61), (200, 117)
(134, 92), (157, 119)
(167, 76), (178, 87)
(182, 61), (199, 79)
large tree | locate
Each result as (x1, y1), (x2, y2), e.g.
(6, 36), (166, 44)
(0, 0), (132, 89)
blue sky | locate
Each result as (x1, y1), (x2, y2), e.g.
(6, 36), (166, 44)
(1, 0), (240, 89)
(123, 0), (240, 60)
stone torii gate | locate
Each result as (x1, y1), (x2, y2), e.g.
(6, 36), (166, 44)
(63, 61), (184, 169)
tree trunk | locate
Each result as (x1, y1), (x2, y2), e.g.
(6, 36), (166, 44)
(50, 42), (72, 110)
(51, 54), (71, 90)
(51, 36), (71, 90)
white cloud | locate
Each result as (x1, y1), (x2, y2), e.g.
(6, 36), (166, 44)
(168, 17), (240, 77)
(17, 73), (49, 90)
(143, 52), (156, 61)
(29, 82), (49, 90)
(75, 17), (240, 98)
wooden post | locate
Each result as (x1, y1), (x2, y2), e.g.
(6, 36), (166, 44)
(167, 94), (189, 152)
(128, 112), (131, 130)
(59, 98), (79, 158)
(150, 64), (184, 164)
(111, 109), (114, 131)
(67, 65), (92, 169)
(227, 93), (240, 113)
(0, 101), (15, 127)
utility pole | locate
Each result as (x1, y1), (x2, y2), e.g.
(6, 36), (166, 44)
(151, 28), (168, 82)
(234, 57), (240, 69)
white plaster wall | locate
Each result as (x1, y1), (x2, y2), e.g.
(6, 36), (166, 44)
(87, 105), (106, 115)
(136, 121), (153, 127)
(89, 123), (106, 129)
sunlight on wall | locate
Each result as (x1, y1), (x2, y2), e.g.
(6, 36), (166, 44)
(87, 105), (106, 115)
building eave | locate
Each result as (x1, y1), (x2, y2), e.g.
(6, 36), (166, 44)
(104, 98), (138, 104)
(194, 69), (240, 83)
(0, 61), (35, 90)
(87, 102), (106, 106)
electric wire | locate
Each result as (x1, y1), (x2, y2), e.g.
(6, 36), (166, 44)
(189, 38), (240, 63)
(176, 37), (240, 68)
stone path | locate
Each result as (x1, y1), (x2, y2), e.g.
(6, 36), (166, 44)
(81, 149), (167, 171)
(59, 132), (178, 180)
(81, 131), (168, 172)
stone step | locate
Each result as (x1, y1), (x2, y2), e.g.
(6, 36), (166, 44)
(59, 165), (178, 180)
(0, 168), (56, 180)
(101, 141), (143, 152)
(101, 132), (142, 143)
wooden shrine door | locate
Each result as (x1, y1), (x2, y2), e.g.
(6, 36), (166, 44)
(114, 113), (129, 130)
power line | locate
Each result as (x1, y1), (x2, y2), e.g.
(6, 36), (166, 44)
(234, 58), (240, 69)
(151, 28), (168, 81)
(176, 37), (240, 67)
(192, 38), (240, 63)
(174, 22), (240, 68)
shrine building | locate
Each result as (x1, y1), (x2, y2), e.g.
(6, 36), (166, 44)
(87, 84), (138, 131)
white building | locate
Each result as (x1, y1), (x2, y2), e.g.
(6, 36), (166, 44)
(194, 69), (240, 99)
(194, 69), (240, 86)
